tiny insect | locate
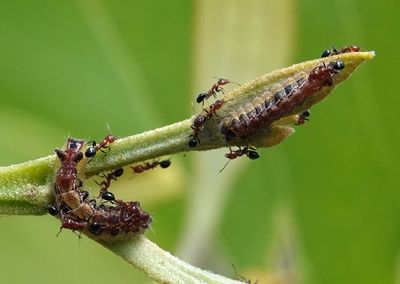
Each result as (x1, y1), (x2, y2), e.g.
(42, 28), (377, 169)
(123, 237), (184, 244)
(130, 159), (171, 174)
(221, 60), (345, 141)
(188, 99), (226, 148)
(204, 99), (225, 120)
(96, 168), (124, 202)
(188, 114), (206, 148)
(321, 45), (360, 58)
(85, 134), (117, 159)
(219, 146), (260, 172)
(196, 78), (237, 104)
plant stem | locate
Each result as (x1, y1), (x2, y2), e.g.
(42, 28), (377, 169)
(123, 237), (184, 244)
(99, 235), (242, 284)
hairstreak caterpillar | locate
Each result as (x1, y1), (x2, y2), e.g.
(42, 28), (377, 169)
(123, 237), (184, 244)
(220, 61), (345, 141)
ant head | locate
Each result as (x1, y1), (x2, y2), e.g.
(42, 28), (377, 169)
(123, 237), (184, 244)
(321, 49), (332, 58)
(196, 93), (208, 104)
(85, 147), (96, 158)
(193, 114), (206, 127)
(247, 150), (260, 160)
(114, 168), (124, 177)
(160, 160), (171, 169)
(349, 45), (360, 52)
(188, 138), (198, 148)
(217, 78), (230, 85)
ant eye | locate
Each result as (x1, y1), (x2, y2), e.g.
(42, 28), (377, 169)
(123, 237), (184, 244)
(85, 147), (96, 158)
(160, 160), (171, 169)
(332, 61), (345, 70)
(247, 151), (260, 160)
(321, 49), (332, 58)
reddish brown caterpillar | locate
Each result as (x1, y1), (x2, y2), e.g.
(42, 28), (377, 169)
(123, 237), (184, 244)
(85, 134), (117, 159)
(188, 99), (226, 148)
(57, 200), (151, 237)
(130, 159), (171, 173)
(220, 60), (345, 141)
(49, 137), (152, 239)
(321, 45), (360, 58)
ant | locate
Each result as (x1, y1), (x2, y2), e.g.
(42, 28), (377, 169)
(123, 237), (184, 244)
(321, 45), (360, 58)
(188, 99), (226, 148)
(196, 78), (238, 104)
(85, 134), (117, 159)
(188, 114), (206, 148)
(130, 159), (171, 173)
(220, 146), (260, 172)
(96, 168), (124, 202)
(204, 99), (225, 119)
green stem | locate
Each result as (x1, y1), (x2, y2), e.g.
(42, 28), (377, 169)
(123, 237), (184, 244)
(99, 235), (242, 284)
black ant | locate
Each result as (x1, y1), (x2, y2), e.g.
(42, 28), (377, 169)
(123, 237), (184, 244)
(219, 146), (260, 172)
(130, 159), (171, 173)
(196, 78), (238, 104)
(96, 168), (124, 202)
(85, 134), (117, 159)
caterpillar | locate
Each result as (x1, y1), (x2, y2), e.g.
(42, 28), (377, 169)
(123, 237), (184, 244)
(49, 137), (152, 239)
(220, 60), (345, 141)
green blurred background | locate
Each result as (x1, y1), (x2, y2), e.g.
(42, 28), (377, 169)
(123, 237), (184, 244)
(0, 0), (398, 283)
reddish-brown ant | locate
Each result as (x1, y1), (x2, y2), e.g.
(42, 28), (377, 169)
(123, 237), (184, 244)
(321, 45), (360, 58)
(220, 146), (260, 172)
(204, 99), (225, 119)
(130, 159), (171, 173)
(85, 134), (117, 159)
(96, 168), (124, 202)
(188, 114), (206, 148)
(196, 78), (239, 104)
(188, 99), (227, 148)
